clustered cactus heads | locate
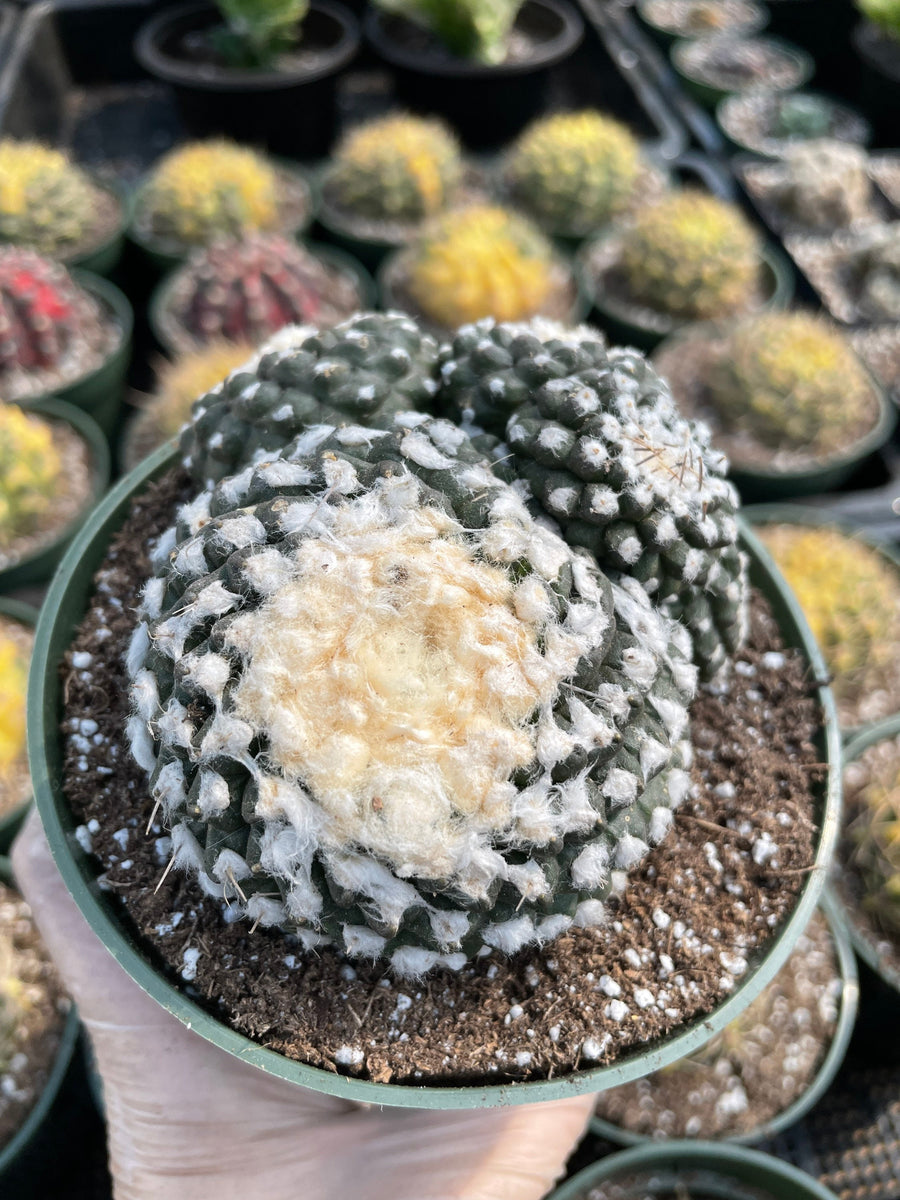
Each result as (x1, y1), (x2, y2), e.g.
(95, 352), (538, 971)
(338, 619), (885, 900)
(325, 115), (463, 226)
(159, 233), (363, 351)
(848, 735), (900, 935)
(708, 313), (877, 456)
(502, 110), (644, 236)
(0, 633), (28, 782)
(0, 140), (97, 258)
(619, 190), (762, 319)
(138, 141), (284, 250)
(404, 205), (559, 329)
(773, 139), (872, 230)
(0, 405), (62, 545)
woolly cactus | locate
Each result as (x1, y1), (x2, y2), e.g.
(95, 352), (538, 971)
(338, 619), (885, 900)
(181, 311), (443, 485)
(619, 190), (762, 320)
(758, 524), (900, 721)
(441, 318), (746, 677)
(374, 0), (524, 62)
(127, 414), (696, 975)
(772, 140), (872, 230)
(0, 405), (62, 545)
(404, 205), (559, 329)
(138, 141), (284, 249)
(0, 141), (97, 257)
(857, 0), (900, 40)
(849, 225), (900, 322)
(502, 111), (644, 236)
(708, 313), (877, 456)
(325, 115), (462, 225)
(848, 737), (900, 934)
(159, 233), (363, 351)
(0, 634), (27, 781)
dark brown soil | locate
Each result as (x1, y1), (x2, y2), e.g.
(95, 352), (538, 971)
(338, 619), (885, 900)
(0, 883), (69, 1152)
(594, 909), (841, 1138)
(57, 468), (822, 1087)
(0, 615), (33, 822)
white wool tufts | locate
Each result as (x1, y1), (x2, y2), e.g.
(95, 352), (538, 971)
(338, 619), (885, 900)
(198, 712), (254, 761)
(327, 853), (424, 930)
(152, 760), (185, 813)
(197, 770), (231, 818)
(639, 736), (671, 782)
(212, 848), (250, 884)
(178, 493), (212, 536)
(570, 842), (611, 890)
(216, 466), (254, 508)
(666, 768), (692, 810)
(399, 431), (456, 470)
(648, 806), (674, 845)
(389, 947), (441, 978)
(242, 547), (300, 595)
(173, 537), (208, 580)
(427, 420), (467, 455)
(188, 580), (241, 622)
(244, 895), (286, 927)
(126, 621), (151, 680)
(321, 456), (360, 495)
(170, 822), (205, 873)
(149, 525), (177, 570)
(428, 908), (470, 947)
(140, 577), (167, 621)
(602, 768), (638, 807)
(506, 860), (550, 901)
(156, 699), (195, 751)
(482, 915), (535, 954)
(615, 834), (649, 870)
(535, 913), (573, 942)
(182, 652), (232, 703)
(287, 425), (336, 458)
(256, 460), (316, 488)
(126, 715), (157, 773)
(573, 899), (606, 928)
(342, 925), (387, 958)
(132, 669), (159, 722)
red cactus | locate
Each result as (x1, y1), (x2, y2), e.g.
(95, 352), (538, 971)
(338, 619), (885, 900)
(0, 248), (94, 371)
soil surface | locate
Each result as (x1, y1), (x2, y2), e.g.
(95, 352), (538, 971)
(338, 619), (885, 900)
(0, 883), (69, 1152)
(717, 92), (870, 158)
(677, 37), (806, 92)
(0, 616), (33, 821)
(738, 160), (885, 238)
(57, 467), (823, 1087)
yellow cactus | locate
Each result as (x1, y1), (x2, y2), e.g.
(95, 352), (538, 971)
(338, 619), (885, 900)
(140, 140), (282, 247)
(504, 110), (642, 233)
(0, 636), (27, 778)
(759, 524), (900, 705)
(0, 140), (96, 255)
(620, 189), (761, 318)
(406, 205), (556, 328)
(328, 114), (462, 223)
(848, 738), (900, 935)
(0, 405), (62, 545)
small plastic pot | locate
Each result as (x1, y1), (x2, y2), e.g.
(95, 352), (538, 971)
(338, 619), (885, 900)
(588, 892), (859, 1147)
(364, 0), (583, 150)
(670, 35), (814, 111)
(0, 599), (38, 853)
(148, 241), (375, 357)
(715, 90), (872, 159)
(636, 0), (768, 49)
(0, 399), (110, 596)
(548, 1141), (840, 1200)
(134, 1), (360, 159)
(577, 236), (793, 352)
(0, 858), (81, 1186)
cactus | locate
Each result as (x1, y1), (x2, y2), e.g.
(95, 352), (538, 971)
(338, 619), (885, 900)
(441, 317), (747, 678)
(0, 404), (62, 546)
(212, 0), (309, 68)
(849, 225), (900, 322)
(848, 735), (900, 935)
(373, 0), (524, 62)
(404, 205), (559, 329)
(774, 93), (840, 140)
(502, 111), (644, 236)
(161, 233), (363, 350)
(708, 313), (877, 456)
(0, 248), (115, 400)
(0, 141), (97, 258)
(127, 412), (696, 975)
(857, 0), (900, 40)
(325, 115), (462, 225)
(757, 523), (900, 717)
(619, 190), (762, 320)
(181, 311), (443, 485)
(0, 634), (27, 782)
(138, 141), (283, 250)
(771, 139), (872, 230)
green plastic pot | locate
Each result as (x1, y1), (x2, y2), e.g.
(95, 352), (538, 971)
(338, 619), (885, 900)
(148, 241), (376, 357)
(832, 714), (900, 997)
(652, 324), (895, 500)
(378, 247), (591, 340)
(26, 452), (841, 1108)
(0, 599), (38, 853)
(577, 237), (793, 352)
(589, 891), (858, 1147)
(549, 1141), (840, 1200)
(0, 857), (81, 1185)
(670, 35), (814, 110)
(19, 272), (133, 439)
(637, 0), (768, 49)
(128, 163), (316, 276)
(743, 504), (900, 742)
(0, 399), (110, 595)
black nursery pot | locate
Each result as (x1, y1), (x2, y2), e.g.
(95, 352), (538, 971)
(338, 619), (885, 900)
(364, 0), (584, 150)
(134, 1), (360, 159)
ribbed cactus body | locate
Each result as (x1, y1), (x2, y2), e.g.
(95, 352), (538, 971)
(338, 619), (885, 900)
(0, 141), (97, 257)
(0, 249), (96, 372)
(849, 737), (900, 935)
(0, 404), (62, 544)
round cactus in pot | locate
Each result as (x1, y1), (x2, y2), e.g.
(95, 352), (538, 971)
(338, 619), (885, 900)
(0, 404), (62, 547)
(0, 141), (99, 260)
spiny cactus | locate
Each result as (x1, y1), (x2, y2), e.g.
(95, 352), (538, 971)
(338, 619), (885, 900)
(857, 0), (900, 40)
(127, 413), (696, 976)
(0, 404), (62, 545)
(181, 311), (443, 486)
(124, 343), (257, 473)
(404, 205), (559, 329)
(213, 0), (309, 67)
(0, 634), (27, 780)
(708, 313), (877, 456)
(373, 0), (524, 63)
(758, 523), (900, 719)
(502, 111), (644, 237)
(138, 141), (284, 250)
(848, 734), (900, 935)
(325, 115), (462, 226)
(619, 190), (762, 320)
(441, 317), (746, 677)
(160, 233), (364, 351)
(772, 139), (872, 230)
(0, 141), (97, 258)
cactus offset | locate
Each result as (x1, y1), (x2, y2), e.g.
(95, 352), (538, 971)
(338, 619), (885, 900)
(0, 141), (97, 257)
(139, 141), (283, 249)
(503, 111), (643, 236)
(619, 190), (762, 320)
(405, 205), (558, 328)
(848, 735), (900, 935)
(326, 115), (462, 225)
(708, 313), (877, 456)
(772, 139), (872, 230)
(0, 405), (62, 545)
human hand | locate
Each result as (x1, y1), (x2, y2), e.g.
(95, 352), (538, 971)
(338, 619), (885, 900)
(12, 809), (595, 1200)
